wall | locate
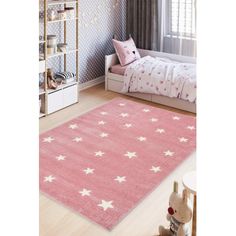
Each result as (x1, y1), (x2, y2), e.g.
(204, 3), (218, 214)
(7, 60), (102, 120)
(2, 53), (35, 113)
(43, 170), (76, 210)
(79, 0), (126, 83)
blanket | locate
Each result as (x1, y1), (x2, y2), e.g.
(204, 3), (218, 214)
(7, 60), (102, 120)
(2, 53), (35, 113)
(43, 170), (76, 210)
(122, 56), (196, 103)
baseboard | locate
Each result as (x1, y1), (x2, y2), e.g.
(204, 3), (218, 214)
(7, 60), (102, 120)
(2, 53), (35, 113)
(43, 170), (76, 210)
(79, 76), (105, 91)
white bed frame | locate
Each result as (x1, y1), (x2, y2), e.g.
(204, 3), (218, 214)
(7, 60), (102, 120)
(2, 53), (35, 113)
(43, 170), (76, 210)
(105, 49), (196, 113)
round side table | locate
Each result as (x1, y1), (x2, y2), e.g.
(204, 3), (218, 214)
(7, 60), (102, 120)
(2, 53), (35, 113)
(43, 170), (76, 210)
(182, 171), (196, 236)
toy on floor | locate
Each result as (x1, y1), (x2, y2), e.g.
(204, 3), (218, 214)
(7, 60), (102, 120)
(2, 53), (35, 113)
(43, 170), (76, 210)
(159, 182), (192, 236)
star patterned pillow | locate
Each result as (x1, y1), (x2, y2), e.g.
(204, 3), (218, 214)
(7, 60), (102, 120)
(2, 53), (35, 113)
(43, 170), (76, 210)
(112, 37), (141, 67)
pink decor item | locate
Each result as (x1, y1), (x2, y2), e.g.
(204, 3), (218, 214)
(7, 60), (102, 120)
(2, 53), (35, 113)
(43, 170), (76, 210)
(112, 37), (141, 66)
(40, 98), (196, 230)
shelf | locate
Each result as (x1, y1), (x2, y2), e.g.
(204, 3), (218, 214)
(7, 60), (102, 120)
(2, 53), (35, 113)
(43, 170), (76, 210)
(48, 81), (78, 94)
(48, 17), (78, 24)
(39, 113), (46, 118)
(39, 17), (78, 24)
(39, 88), (46, 95)
(48, 0), (78, 6)
(47, 49), (78, 59)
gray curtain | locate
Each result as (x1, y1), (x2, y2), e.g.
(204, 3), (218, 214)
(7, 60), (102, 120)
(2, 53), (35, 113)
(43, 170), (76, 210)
(126, 0), (159, 51)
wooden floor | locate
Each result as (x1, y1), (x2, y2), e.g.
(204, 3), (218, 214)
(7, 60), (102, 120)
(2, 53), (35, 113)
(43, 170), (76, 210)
(40, 83), (196, 236)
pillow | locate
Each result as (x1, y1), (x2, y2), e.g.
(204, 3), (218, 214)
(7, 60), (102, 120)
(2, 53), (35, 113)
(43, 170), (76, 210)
(112, 37), (141, 66)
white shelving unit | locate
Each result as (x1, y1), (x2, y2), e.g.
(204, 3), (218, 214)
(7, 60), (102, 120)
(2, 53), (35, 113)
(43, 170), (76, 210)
(39, 0), (79, 118)
(47, 80), (78, 93)
(40, 113), (46, 118)
(47, 49), (78, 59)
(48, 0), (78, 6)
(39, 58), (46, 118)
(39, 88), (46, 95)
(40, 17), (79, 24)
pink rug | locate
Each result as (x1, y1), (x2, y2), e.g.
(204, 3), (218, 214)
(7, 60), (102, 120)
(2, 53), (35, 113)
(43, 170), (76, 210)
(40, 98), (196, 230)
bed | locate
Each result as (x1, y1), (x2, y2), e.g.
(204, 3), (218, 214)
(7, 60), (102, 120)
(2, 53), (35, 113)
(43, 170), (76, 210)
(105, 49), (196, 113)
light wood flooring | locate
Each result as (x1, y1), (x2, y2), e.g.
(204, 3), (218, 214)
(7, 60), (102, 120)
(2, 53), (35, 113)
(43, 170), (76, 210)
(40, 83), (196, 236)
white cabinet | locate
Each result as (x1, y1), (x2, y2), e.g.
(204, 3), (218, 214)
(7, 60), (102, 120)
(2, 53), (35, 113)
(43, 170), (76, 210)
(48, 84), (78, 114)
(48, 89), (64, 114)
(63, 84), (78, 107)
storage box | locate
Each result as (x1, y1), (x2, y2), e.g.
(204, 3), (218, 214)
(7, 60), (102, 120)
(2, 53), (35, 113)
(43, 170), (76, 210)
(48, 84), (78, 114)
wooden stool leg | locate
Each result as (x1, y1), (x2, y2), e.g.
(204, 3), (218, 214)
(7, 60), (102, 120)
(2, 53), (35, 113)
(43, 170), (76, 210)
(192, 195), (197, 236)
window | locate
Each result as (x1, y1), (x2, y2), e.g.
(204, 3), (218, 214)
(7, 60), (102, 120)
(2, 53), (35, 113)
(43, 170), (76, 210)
(167, 0), (196, 38)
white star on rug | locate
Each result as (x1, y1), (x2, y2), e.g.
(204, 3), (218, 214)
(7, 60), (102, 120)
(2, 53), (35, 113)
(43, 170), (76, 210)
(44, 175), (56, 183)
(124, 151), (137, 159)
(179, 137), (188, 143)
(150, 118), (158, 122)
(173, 116), (180, 120)
(156, 129), (165, 134)
(98, 121), (106, 125)
(120, 113), (129, 117)
(150, 166), (162, 173)
(100, 111), (108, 115)
(143, 108), (150, 113)
(43, 137), (55, 143)
(137, 136), (147, 142)
(73, 137), (83, 142)
(100, 132), (109, 138)
(164, 150), (175, 157)
(119, 103), (126, 106)
(187, 126), (195, 130)
(98, 200), (114, 211)
(69, 124), (78, 129)
(124, 123), (132, 128)
(95, 151), (105, 157)
(114, 176), (126, 183)
(83, 168), (94, 175)
(79, 188), (91, 197)
(56, 155), (66, 161)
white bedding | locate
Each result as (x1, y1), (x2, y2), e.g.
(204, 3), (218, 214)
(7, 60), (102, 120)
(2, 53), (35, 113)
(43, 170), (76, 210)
(122, 56), (196, 103)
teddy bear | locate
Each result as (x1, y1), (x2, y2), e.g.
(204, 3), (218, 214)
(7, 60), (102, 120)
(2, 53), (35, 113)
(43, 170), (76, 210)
(159, 181), (192, 236)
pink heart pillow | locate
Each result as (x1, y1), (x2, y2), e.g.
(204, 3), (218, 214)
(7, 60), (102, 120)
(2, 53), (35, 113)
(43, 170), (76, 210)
(112, 37), (141, 66)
